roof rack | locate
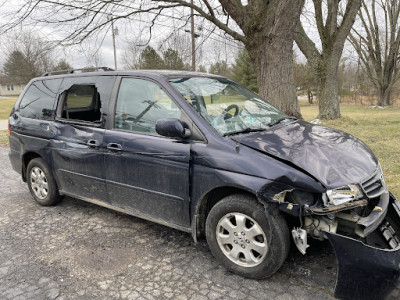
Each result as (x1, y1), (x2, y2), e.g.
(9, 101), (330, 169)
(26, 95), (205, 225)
(42, 67), (114, 77)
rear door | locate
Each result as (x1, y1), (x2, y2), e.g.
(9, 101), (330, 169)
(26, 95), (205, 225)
(52, 76), (116, 203)
(104, 77), (191, 227)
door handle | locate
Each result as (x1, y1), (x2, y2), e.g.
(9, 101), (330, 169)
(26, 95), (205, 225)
(107, 143), (122, 151)
(87, 139), (100, 148)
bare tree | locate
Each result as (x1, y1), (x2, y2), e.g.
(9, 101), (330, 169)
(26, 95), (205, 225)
(77, 39), (105, 68)
(295, 0), (361, 119)
(349, 0), (400, 106)
(121, 43), (144, 70)
(0, 0), (305, 117)
(2, 30), (55, 83)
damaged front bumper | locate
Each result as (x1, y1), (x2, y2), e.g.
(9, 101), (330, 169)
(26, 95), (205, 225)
(326, 192), (400, 299)
(260, 180), (400, 298)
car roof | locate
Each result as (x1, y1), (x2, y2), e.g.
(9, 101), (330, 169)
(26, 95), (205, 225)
(36, 69), (225, 81)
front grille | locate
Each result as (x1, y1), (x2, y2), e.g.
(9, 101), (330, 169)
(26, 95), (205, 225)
(361, 170), (386, 199)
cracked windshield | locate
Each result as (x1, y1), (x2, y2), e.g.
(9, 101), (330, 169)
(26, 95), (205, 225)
(169, 77), (288, 136)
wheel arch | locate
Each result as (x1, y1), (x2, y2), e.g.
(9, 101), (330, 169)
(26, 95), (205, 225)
(192, 186), (258, 242)
(21, 152), (42, 182)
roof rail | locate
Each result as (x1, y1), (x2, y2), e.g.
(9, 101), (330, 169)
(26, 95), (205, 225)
(42, 67), (114, 77)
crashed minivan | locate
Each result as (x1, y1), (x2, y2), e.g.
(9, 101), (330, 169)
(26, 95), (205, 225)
(8, 69), (400, 299)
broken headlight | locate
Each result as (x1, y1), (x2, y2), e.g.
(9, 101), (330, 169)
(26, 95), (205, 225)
(324, 184), (362, 206)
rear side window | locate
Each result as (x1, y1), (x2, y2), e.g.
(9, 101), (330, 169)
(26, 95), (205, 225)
(66, 85), (95, 108)
(61, 84), (101, 123)
(19, 79), (62, 120)
(56, 76), (116, 126)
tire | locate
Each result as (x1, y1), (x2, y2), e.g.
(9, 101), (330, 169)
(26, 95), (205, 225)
(206, 194), (290, 279)
(26, 158), (62, 206)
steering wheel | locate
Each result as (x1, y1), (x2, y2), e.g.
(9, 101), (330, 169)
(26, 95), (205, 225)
(223, 104), (239, 117)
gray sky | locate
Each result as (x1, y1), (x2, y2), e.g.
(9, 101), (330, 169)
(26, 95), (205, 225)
(0, 0), (244, 71)
(0, 0), (361, 72)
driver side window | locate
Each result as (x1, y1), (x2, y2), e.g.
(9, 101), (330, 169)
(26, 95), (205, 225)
(115, 78), (181, 135)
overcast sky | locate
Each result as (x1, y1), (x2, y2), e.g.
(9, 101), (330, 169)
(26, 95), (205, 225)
(0, 0), (246, 71)
(0, 0), (360, 72)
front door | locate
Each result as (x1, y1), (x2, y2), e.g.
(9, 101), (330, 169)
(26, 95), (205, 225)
(104, 77), (191, 227)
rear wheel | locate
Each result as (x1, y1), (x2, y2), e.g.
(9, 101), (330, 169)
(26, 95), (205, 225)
(27, 158), (62, 206)
(206, 194), (290, 279)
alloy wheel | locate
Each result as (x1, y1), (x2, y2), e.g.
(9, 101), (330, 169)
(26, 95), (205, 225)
(30, 166), (49, 200)
(216, 212), (268, 267)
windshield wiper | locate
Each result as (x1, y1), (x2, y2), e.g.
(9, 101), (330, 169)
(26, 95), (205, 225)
(223, 127), (265, 137)
(269, 116), (297, 127)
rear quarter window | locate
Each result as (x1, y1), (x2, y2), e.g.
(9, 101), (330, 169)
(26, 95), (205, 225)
(19, 79), (62, 120)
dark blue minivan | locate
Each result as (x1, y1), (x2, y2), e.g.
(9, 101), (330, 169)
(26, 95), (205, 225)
(8, 69), (400, 299)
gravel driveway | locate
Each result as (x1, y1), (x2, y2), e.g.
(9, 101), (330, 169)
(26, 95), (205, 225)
(0, 120), (8, 130)
(0, 145), (398, 300)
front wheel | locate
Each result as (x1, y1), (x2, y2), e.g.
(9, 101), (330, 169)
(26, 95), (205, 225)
(206, 194), (290, 279)
(27, 158), (62, 206)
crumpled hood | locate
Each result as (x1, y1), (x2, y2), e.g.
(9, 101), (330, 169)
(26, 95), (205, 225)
(232, 120), (378, 189)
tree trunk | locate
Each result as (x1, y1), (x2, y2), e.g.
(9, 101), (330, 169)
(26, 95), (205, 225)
(295, 1), (361, 120)
(307, 89), (313, 104)
(248, 39), (301, 118)
(377, 86), (391, 106)
(316, 56), (341, 119)
(234, 0), (304, 119)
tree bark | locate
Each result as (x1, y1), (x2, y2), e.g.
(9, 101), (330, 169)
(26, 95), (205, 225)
(307, 89), (313, 104)
(241, 0), (304, 118)
(248, 38), (300, 118)
(378, 86), (391, 106)
(318, 62), (341, 119)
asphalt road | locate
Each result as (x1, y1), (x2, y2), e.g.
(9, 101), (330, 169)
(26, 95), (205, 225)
(0, 145), (398, 300)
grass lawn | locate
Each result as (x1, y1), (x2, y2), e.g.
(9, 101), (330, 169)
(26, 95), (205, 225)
(301, 102), (400, 198)
(0, 98), (16, 146)
(0, 98), (17, 119)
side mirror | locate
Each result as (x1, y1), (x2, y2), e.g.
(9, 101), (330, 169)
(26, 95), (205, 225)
(155, 118), (191, 139)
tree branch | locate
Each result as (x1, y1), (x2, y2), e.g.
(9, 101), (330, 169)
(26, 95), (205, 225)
(312, 0), (327, 44)
(156, 0), (246, 43)
(0, 0), (247, 44)
(201, 0), (215, 17)
(294, 22), (321, 69)
(332, 0), (361, 53)
(326, 0), (339, 37)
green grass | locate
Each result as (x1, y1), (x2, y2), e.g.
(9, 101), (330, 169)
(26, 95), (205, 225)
(0, 98), (17, 119)
(0, 98), (14, 146)
(67, 95), (93, 108)
(300, 102), (400, 198)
